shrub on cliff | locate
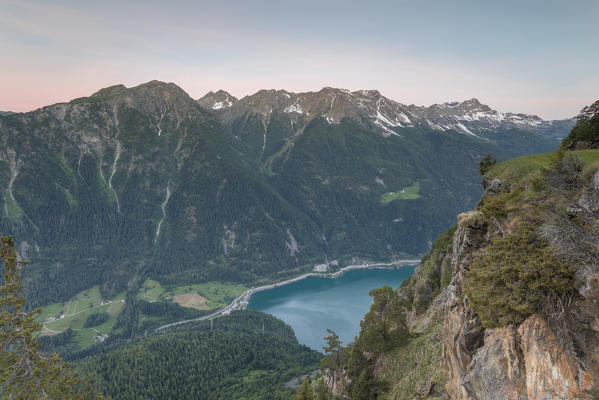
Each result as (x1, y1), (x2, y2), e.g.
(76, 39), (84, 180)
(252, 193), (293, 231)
(545, 150), (585, 192)
(562, 113), (599, 149)
(359, 286), (410, 354)
(479, 154), (497, 175)
(464, 226), (574, 328)
(401, 224), (456, 315)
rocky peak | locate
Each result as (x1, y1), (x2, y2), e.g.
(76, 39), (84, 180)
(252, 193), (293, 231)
(217, 87), (570, 137)
(458, 97), (485, 109)
(578, 100), (599, 122)
(71, 81), (202, 130)
(126, 81), (197, 107)
(90, 84), (128, 98)
(197, 90), (238, 110)
(14, 80), (207, 152)
(220, 87), (417, 137)
(82, 81), (199, 115)
(241, 89), (294, 109)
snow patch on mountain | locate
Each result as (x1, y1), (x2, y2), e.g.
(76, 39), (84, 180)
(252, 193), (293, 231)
(216, 87), (573, 138)
(578, 100), (599, 121)
(197, 90), (238, 110)
(212, 99), (234, 110)
(284, 103), (304, 114)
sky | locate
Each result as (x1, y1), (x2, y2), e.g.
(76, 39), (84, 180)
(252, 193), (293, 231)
(1, 0), (597, 119)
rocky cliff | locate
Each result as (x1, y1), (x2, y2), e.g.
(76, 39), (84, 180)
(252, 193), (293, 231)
(439, 162), (599, 399)
(324, 103), (599, 399)
(399, 150), (599, 399)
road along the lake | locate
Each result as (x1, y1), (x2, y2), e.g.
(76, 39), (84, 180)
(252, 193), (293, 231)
(154, 259), (419, 333)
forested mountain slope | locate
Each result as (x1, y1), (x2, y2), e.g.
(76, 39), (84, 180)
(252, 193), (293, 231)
(322, 102), (599, 399)
(75, 311), (321, 400)
(0, 81), (569, 307)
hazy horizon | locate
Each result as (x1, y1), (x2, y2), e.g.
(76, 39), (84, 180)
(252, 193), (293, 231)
(0, 79), (587, 121)
(2, 0), (598, 119)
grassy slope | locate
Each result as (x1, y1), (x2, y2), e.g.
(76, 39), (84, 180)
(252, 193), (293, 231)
(381, 182), (421, 203)
(486, 149), (599, 185)
(36, 286), (127, 350)
(374, 149), (599, 399)
(381, 324), (444, 400)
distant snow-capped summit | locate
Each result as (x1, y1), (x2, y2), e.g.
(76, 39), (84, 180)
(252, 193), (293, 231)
(201, 87), (573, 138)
(578, 100), (599, 121)
(197, 90), (238, 110)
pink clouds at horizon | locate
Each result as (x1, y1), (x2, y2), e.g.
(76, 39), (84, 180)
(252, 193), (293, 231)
(1, 75), (594, 121)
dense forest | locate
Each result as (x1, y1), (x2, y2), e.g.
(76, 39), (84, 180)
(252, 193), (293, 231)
(75, 311), (322, 400)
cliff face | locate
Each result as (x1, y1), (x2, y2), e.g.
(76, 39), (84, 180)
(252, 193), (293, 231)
(433, 105), (599, 400)
(325, 148), (599, 400)
(442, 212), (595, 399)
(323, 100), (599, 399)
(440, 167), (599, 399)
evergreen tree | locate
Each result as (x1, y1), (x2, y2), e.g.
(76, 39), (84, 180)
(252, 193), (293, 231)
(360, 286), (409, 354)
(0, 236), (107, 399)
(322, 329), (342, 368)
(295, 378), (313, 400)
(479, 154), (497, 175)
(351, 369), (379, 400)
(314, 378), (331, 400)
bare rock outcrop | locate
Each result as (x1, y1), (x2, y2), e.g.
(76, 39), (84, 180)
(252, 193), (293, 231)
(518, 315), (593, 399)
(442, 211), (487, 399)
(462, 326), (527, 400)
(322, 369), (350, 399)
(441, 203), (598, 399)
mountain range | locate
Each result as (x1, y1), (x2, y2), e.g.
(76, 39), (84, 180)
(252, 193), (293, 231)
(198, 87), (573, 139)
(0, 81), (575, 306)
(321, 108), (599, 398)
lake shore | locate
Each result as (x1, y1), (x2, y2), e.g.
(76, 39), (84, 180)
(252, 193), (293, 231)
(245, 259), (421, 297)
(155, 258), (420, 332)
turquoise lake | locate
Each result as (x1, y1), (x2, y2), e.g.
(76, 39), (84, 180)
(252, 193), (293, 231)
(248, 266), (416, 351)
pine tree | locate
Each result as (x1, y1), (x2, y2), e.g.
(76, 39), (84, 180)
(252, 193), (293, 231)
(479, 154), (496, 175)
(351, 368), (378, 400)
(314, 378), (331, 400)
(322, 329), (341, 368)
(295, 378), (313, 400)
(0, 236), (108, 399)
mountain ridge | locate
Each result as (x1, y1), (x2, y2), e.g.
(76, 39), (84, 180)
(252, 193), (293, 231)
(195, 85), (575, 138)
(8, 80), (575, 138)
(0, 80), (574, 310)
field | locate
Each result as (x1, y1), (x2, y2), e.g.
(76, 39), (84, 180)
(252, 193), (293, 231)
(137, 279), (247, 310)
(137, 279), (165, 301)
(172, 293), (211, 310)
(381, 182), (421, 203)
(36, 287), (126, 350)
(35, 279), (247, 352)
